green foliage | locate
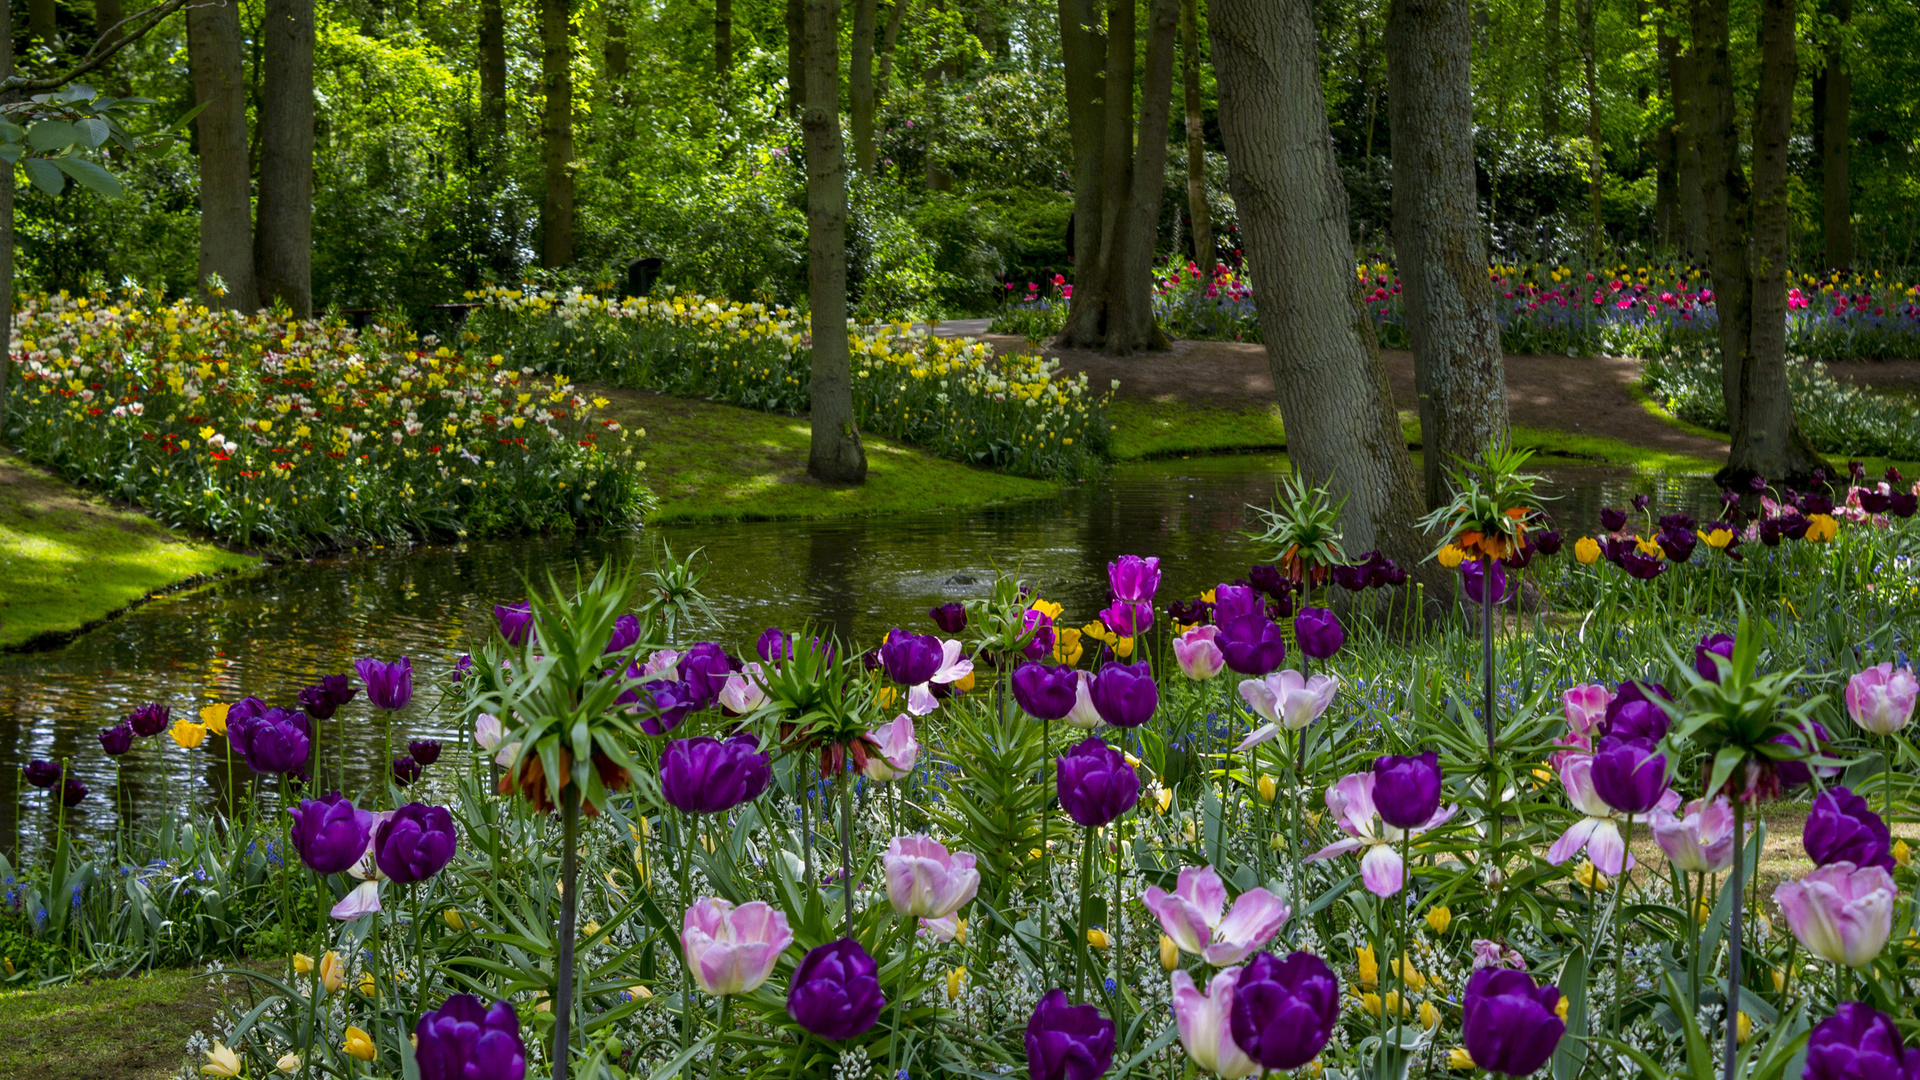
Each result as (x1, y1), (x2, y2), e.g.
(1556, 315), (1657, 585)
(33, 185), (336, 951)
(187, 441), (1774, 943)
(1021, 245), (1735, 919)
(1642, 340), (1920, 461)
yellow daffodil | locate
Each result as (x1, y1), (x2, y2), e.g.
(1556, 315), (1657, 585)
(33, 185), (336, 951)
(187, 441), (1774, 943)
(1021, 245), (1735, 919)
(202, 1042), (242, 1077)
(1449, 1047), (1476, 1070)
(1257, 774), (1278, 803)
(1159, 934), (1180, 972)
(1437, 544), (1466, 569)
(947, 967), (967, 1001)
(171, 720), (208, 748)
(1425, 906), (1453, 935)
(1574, 537), (1601, 564)
(319, 950), (346, 993)
(343, 1026), (376, 1061)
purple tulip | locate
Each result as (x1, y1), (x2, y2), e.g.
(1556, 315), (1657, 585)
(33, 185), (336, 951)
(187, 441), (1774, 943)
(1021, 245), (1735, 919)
(755, 627), (790, 663)
(1589, 735), (1669, 815)
(1088, 661), (1158, 728)
(679, 642), (735, 706)
(881, 629), (944, 686)
(375, 802), (458, 884)
(1213, 584), (1263, 625)
(1372, 751), (1443, 830)
(495, 602), (533, 646)
(1108, 554), (1161, 604)
(226, 696), (268, 729)
(59, 777), (88, 806)
(1294, 607), (1344, 660)
(634, 676), (698, 736)
(1805, 1003), (1920, 1080)
(288, 792), (375, 875)
(1022, 608), (1056, 662)
(98, 724), (134, 757)
(1604, 682), (1673, 743)
(929, 603), (967, 634)
(1621, 550), (1665, 579)
(297, 684), (337, 720)
(409, 739), (442, 766)
(355, 657), (414, 711)
(1805, 786), (1895, 871)
(1013, 662), (1079, 721)
(1167, 597), (1213, 626)
(1218, 615), (1287, 676)
(299, 676), (356, 719)
(1461, 968), (1566, 1077)
(1056, 737), (1139, 828)
(1631, 493), (1652, 512)
(1099, 600), (1153, 638)
(128, 702), (170, 738)
(605, 614), (642, 654)
(1461, 560), (1509, 604)
(452, 655), (474, 682)
(1694, 632), (1736, 683)
(1657, 527), (1698, 563)
(1599, 507), (1628, 532)
(660, 735), (771, 815)
(786, 938), (885, 1041)
(1228, 951), (1340, 1071)
(239, 708), (312, 775)
(1250, 563), (1291, 597)
(1772, 720), (1840, 790)
(1025, 988), (1116, 1080)
(392, 755), (423, 787)
(23, 759), (61, 788)
(415, 994), (527, 1080)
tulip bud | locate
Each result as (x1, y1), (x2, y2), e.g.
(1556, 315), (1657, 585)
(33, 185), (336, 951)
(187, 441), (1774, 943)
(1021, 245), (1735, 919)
(1152, 787), (1172, 814)
(319, 951), (346, 994)
(946, 967), (967, 1001)
(1257, 774), (1278, 803)
(292, 952), (314, 974)
(343, 1025), (377, 1061)
(1448, 1047), (1476, 1070)
(1420, 1001), (1442, 1030)
(1425, 906), (1452, 935)
(1159, 934), (1179, 972)
(277, 1053), (302, 1073)
(1737, 1011), (1753, 1044)
(1555, 995), (1570, 1022)
(444, 908), (469, 930)
(202, 1043), (242, 1078)
(1896, 840), (1912, 867)
(1087, 928), (1112, 950)
(358, 972), (377, 996)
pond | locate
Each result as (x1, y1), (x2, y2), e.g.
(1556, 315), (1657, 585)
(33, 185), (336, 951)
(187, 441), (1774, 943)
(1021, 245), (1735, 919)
(0, 454), (1721, 853)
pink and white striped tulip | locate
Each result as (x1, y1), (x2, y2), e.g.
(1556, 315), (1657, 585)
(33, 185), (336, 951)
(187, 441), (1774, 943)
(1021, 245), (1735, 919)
(1144, 865), (1291, 966)
(1304, 772), (1457, 896)
(1776, 863), (1896, 968)
(1173, 626), (1226, 681)
(862, 714), (919, 782)
(1235, 670), (1339, 750)
(1845, 663), (1917, 736)
(681, 897), (794, 995)
(883, 835), (980, 920)
(1171, 967), (1260, 1078)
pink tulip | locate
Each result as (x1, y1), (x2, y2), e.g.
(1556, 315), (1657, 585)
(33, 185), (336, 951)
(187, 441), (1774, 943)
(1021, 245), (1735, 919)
(1171, 967), (1260, 1078)
(1648, 796), (1735, 873)
(1775, 863), (1896, 968)
(473, 713), (502, 751)
(1545, 754), (1676, 876)
(681, 897), (794, 994)
(642, 649), (681, 677)
(862, 714), (918, 782)
(882, 835), (980, 919)
(1143, 865), (1290, 966)
(1562, 683), (1612, 737)
(1064, 670), (1103, 730)
(1304, 773), (1456, 897)
(1235, 670), (1340, 749)
(906, 639), (974, 715)
(1173, 626), (1226, 680)
(1845, 663), (1917, 736)
(719, 662), (768, 714)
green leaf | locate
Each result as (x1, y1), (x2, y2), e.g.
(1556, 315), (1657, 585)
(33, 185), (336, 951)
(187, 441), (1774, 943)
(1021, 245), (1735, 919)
(52, 156), (122, 197)
(0, 121), (23, 142)
(22, 157), (65, 195)
(75, 117), (111, 148)
(26, 120), (80, 152)
(0, 143), (20, 165)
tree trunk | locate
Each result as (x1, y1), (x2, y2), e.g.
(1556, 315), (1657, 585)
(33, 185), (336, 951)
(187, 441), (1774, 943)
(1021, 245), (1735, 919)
(28, 0), (53, 48)
(875, 0), (907, 98)
(1387, 0), (1510, 508)
(1821, 0), (1852, 268)
(606, 9), (629, 76)
(0, 0), (13, 429)
(95, 0), (124, 49)
(786, 0), (806, 114)
(1691, 0), (1748, 436)
(481, 0), (507, 140)
(188, 0), (258, 310)
(716, 0), (732, 77)
(1055, 0), (1178, 355)
(802, 0), (866, 484)
(1578, 0), (1602, 255)
(1542, 0), (1561, 137)
(1209, 0), (1429, 561)
(1653, 19), (1677, 245)
(924, 59), (953, 190)
(256, 0), (314, 317)
(851, 0), (877, 170)
(1670, 37), (1707, 262)
(1181, 0), (1215, 276)
(540, 0), (574, 268)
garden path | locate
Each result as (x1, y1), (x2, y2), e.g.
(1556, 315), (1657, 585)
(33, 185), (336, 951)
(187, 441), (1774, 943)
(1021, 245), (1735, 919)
(930, 318), (1729, 458)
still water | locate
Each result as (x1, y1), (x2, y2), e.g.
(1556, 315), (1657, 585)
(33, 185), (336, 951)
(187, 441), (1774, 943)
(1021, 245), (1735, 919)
(0, 454), (1720, 852)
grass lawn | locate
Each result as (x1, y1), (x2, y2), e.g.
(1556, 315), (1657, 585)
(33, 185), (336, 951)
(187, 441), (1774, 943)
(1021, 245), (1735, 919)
(0, 967), (227, 1080)
(596, 388), (1055, 523)
(0, 451), (259, 650)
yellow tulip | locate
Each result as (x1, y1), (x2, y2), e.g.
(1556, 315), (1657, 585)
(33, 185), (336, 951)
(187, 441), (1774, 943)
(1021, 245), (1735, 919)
(1437, 544), (1466, 569)
(1159, 934), (1180, 972)
(1634, 535), (1665, 558)
(1152, 787), (1172, 815)
(1358, 990), (1383, 1017)
(947, 967), (967, 1001)
(1053, 627), (1084, 665)
(292, 952), (313, 974)
(199, 704), (230, 734)
(1556, 995), (1570, 1022)
(1770, 967), (1786, 993)
(343, 1025), (376, 1061)
(444, 908), (469, 931)
(1737, 1011), (1754, 1044)
(359, 972), (377, 996)
(952, 671), (976, 693)
(1574, 537), (1602, 564)
(1425, 906), (1453, 935)
(171, 720), (208, 748)
(1357, 946), (1378, 988)
(1696, 897), (1713, 927)
(1698, 527), (1734, 549)
(1087, 928), (1112, 950)
(1419, 1000), (1442, 1030)
(277, 1053), (301, 1073)
(1114, 636), (1135, 659)
(1895, 840), (1911, 868)
(1257, 775), (1278, 804)
(1574, 861), (1609, 892)
(1449, 1047), (1477, 1070)
(202, 1042), (242, 1077)
(1029, 599), (1063, 620)
(320, 951), (346, 993)
(582, 920), (602, 938)
(954, 916), (968, 944)
(1805, 514), (1838, 543)
(1391, 956), (1427, 991)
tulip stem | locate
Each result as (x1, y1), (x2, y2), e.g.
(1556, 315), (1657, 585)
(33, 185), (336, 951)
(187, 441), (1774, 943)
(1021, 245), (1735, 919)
(1479, 555), (1495, 752)
(678, 807), (695, 1077)
(1076, 823), (1094, 1001)
(1605, 814), (1632, 1034)
(1111, 813), (1124, 1022)
(555, 787), (580, 1080)
(712, 995), (732, 1080)
(1042, 711), (1052, 988)
(1723, 797), (1744, 1080)
(841, 762), (856, 940)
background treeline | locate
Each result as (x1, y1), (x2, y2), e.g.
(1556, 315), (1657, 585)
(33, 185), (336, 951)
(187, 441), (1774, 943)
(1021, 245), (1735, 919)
(15, 0), (1919, 319)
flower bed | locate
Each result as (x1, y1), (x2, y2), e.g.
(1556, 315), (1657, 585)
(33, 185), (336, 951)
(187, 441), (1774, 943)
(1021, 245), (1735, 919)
(465, 287), (1111, 479)
(4, 290), (648, 548)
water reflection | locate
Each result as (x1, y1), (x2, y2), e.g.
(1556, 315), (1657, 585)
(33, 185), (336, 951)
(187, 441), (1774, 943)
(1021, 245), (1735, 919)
(0, 454), (1718, 853)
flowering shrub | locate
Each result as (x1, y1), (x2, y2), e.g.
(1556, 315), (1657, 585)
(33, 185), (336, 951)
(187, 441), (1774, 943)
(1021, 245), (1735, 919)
(5, 290), (647, 547)
(465, 286), (1110, 478)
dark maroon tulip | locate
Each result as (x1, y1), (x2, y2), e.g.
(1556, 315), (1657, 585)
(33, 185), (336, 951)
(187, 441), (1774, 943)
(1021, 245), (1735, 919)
(415, 994), (527, 1080)
(1329, 563), (1368, 592)
(1805, 1003), (1919, 1080)
(1250, 563), (1290, 597)
(1801, 492), (1835, 516)
(1462, 968), (1566, 1077)
(23, 759), (61, 788)
(1772, 720), (1840, 790)
(299, 674), (358, 719)
(1859, 489), (1893, 514)
(1294, 607), (1344, 660)
(1599, 507), (1628, 532)
(1056, 737), (1139, 828)
(679, 642), (735, 706)
(1229, 951), (1341, 1071)
(1804, 786), (1895, 871)
(297, 684), (338, 720)
(356, 657), (415, 710)
(1620, 551), (1666, 579)
(880, 629), (943, 686)
(1693, 633), (1736, 683)
(288, 791), (375, 875)
(237, 708), (312, 775)
(98, 724), (134, 757)
(929, 603), (967, 634)
(1461, 560), (1508, 604)
(786, 939), (885, 1040)
(660, 735), (771, 814)
(1167, 597), (1213, 627)
(1656, 528), (1697, 563)
(605, 614), (642, 654)
(1013, 662), (1078, 721)
(128, 702), (170, 737)
(1589, 736), (1669, 815)
(1890, 491), (1919, 518)
(392, 755), (423, 787)
(1534, 530), (1564, 556)
(375, 802), (458, 884)
(1025, 988), (1115, 1080)
(1372, 751), (1443, 829)
(408, 739), (442, 766)
(1631, 493), (1652, 512)
(495, 602), (533, 647)
(1748, 474), (1769, 493)
(59, 777), (88, 806)
(1218, 615), (1287, 676)
(1089, 662), (1158, 728)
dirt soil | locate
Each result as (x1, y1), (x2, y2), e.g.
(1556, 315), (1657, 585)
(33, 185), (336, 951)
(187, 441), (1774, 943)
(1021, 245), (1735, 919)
(1822, 358), (1920, 390)
(936, 319), (1729, 459)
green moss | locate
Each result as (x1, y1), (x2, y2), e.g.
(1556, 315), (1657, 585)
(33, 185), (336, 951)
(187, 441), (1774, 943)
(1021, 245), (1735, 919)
(0, 453), (259, 650)
(598, 389), (1054, 522)
(1104, 398), (1287, 460)
(0, 967), (223, 1080)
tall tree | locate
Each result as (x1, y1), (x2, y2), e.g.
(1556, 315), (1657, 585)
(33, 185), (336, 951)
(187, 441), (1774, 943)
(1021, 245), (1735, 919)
(256, 0), (314, 316)
(716, 0), (732, 77)
(1055, 0), (1180, 355)
(606, 2), (629, 77)
(875, 0), (907, 98)
(1208, 0), (1428, 561)
(29, 0), (54, 48)
(1692, 0), (1824, 485)
(801, 0), (866, 483)
(540, 0), (573, 267)
(850, 0), (877, 169)
(1670, 30), (1708, 260)
(1820, 0), (1852, 267)
(0, 0), (13, 425)
(480, 0), (506, 140)
(1542, 0), (1561, 136)
(1577, 0), (1601, 254)
(188, 0), (257, 309)
(1180, 0), (1215, 276)
(786, 0), (805, 113)
(1387, 0), (1510, 508)
(95, 0), (124, 50)
(1653, 18), (1678, 245)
